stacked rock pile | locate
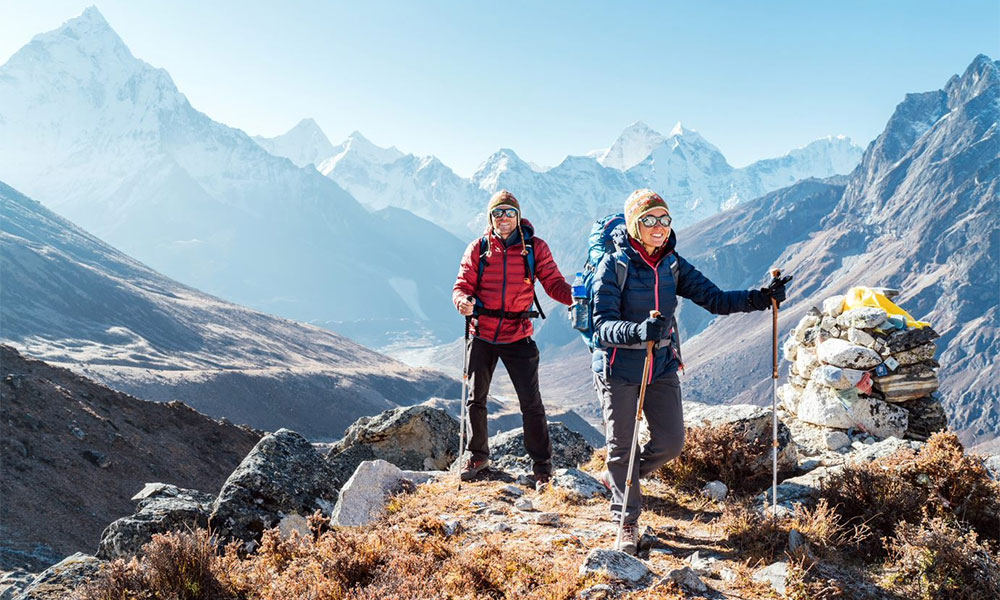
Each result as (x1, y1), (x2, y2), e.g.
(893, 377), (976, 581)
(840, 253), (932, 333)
(778, 289), (948, 443)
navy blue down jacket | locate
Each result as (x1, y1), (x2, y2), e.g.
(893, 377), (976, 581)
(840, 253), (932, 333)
(592, 224), (758, 383)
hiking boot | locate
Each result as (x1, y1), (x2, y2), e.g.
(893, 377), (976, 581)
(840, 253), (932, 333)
(534, 472), (552, 492)
(615, 523), (639, 556)
(460, 456), (490, 481)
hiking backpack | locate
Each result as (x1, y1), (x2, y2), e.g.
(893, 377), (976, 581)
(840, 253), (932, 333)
(576, 213), (684, 369)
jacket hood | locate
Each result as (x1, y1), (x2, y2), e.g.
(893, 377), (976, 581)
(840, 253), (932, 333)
(611, 222), (676, 257)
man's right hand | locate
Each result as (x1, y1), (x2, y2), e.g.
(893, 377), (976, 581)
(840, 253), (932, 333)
(457, 296), (475, 316)
(637, 314), (669, 342)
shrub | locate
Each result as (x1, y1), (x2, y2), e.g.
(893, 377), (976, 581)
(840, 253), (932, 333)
(657, 423), (775, 496)
(819, 431), (1000, 560)
(883, 514), (1000, 600)
(76, 529), (232, 600)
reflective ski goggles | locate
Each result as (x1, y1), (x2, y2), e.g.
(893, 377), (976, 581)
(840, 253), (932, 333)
(638, 214), (672, 228)
(490, 208), (519, 219)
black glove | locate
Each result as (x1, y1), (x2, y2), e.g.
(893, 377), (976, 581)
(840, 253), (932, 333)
(636, 315), (669, 342)
(750, 274), (793, 310)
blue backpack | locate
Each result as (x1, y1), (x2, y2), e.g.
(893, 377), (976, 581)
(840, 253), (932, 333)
(577, 213), (684, 369)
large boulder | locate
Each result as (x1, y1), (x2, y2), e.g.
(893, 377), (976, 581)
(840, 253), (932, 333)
(791, 381), (856, 430)
(489, 423), (593, 472)
(325, 406), (458, 484)
(12, 553), (102, 600)
(816, 338), (883, 370)
(97, 484), (214, 559)
(796, 382), (908, 438)
(209, 429), (341, 546)
(681, 401), (796, 472)
(330, 459), (437, 527)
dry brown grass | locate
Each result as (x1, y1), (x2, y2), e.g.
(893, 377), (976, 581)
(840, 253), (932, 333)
(656, 423), (779, 496)
(580, 447), (607, 474)
(882, 513), (1000, 600)
(819, 431), (1000, 560)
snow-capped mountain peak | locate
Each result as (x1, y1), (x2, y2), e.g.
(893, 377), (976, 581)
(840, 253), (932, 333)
(597, 121), (667, 170)
(252, 118), (335, 168)
(316, 130), (404, 174)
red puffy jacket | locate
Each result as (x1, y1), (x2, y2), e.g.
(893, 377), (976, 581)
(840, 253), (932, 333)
(453, 219), (572, 343)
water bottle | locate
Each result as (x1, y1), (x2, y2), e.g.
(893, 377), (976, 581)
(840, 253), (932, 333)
(570, 272), (589, 331)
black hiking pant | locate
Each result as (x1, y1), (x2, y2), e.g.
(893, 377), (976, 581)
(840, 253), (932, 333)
(466, 336), (553, 476)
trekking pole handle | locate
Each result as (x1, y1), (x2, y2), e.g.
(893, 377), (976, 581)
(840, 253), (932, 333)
(649, 310), (661, 319)
(770, 270), (780, 379)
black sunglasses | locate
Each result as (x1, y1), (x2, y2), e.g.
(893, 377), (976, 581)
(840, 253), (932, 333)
(491, 208), (518, 219)
(638, 214), (672, 228)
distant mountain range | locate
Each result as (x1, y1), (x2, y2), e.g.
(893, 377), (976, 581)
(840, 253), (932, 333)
(259, 118), (862, 269)
(0, 7), (464, 346)
(0, 181), (457, 439)
(541, 55), (999, 450)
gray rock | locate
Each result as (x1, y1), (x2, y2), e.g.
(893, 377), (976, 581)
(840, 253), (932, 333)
(331, 459), (417, 527)
(796, 381), (856, 429)
(514, 497), (534, 511)
(500, 484), (524, 497)
(686, 550), (719, 576)
(824, 430), (851, 451)
(836, 307), (888, 330)
(277, 514), (311, 539)
(886, 327), (940, 354)
(760, 465), (844, 513)
(777, 383), (802, 414)
(893, 342), (937, 366)
(14, 553), (102, 600)
(326, 406), (458, 484)
(491, 522), (512, 533)
(811, 365), (869, 391)
(822, 295), (845, 317)
(532, 512), (560, 525)
(753, 561), (789, 595)
(816, 338), (883, 370)
(794, 347), (820, 378)
(702, 480), (728, 501)
(210, 429), (342, 543)
(579, 548), (651, 585)
(552, 468), (610, 500)
(846, 437), (914, 464)
(489, 423), (593, 472)
(847, 327), (876, 348)
(850, 397), (909, 439)
(667, 566), (707, 593)
(577, 584), (615, 600)
(98, 485), (214, 559)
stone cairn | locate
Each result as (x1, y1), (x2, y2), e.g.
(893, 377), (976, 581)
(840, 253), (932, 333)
(778, 289), (948, 444)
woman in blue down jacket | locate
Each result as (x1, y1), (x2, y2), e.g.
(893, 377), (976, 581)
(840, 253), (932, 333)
(592, 189), (790, 555)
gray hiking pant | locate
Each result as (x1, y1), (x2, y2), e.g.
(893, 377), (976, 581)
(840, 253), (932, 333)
(595, 371), (685, 525)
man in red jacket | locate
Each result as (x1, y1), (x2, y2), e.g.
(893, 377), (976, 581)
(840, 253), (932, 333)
(453, 190), (572, 487)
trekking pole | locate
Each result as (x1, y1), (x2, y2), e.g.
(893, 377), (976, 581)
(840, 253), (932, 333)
(458, 311), (471, 490)
(616, 310), (661, 551)
(770, 269), (781, 518)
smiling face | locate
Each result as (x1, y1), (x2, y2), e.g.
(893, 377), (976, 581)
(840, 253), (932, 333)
(637, 208), (671, 250)
(491, 205), (518, 239)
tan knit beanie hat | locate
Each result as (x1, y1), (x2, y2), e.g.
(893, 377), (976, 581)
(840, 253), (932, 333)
(624, 189), (670, 239)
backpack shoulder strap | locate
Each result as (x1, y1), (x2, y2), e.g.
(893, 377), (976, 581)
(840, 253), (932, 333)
(476, 236), (489, 284)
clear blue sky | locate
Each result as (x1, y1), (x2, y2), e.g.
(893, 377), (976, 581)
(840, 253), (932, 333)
(3, 1), (997, 176)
